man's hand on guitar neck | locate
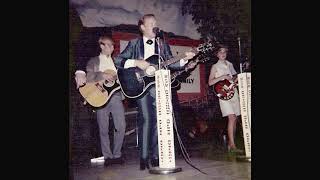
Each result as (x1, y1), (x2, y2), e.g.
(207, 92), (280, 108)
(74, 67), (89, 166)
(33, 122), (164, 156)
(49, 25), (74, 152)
(184, 51), (196, 61)
(181, 51), (196, 65)
(134, 60), (150, 70)
(186, 61), (197, 70)
(179, 51), (196, 67)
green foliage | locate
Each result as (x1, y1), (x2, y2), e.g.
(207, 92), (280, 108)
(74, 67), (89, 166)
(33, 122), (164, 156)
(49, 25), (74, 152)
(182, 0), (250, 45)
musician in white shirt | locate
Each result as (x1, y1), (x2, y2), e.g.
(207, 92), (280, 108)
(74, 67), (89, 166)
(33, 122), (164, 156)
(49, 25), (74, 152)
(86, 36), (126, 166)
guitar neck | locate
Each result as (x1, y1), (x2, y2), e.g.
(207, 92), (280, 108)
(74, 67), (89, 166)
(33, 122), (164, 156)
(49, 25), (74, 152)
(159, 41), (213, 67)
(170, 58), (201, 79)
(171, 69), (185, 79)
(161, 54), (186, 67)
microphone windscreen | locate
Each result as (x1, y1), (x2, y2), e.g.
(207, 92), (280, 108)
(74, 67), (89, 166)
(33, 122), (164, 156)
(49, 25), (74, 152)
(152, 27), (160, 34)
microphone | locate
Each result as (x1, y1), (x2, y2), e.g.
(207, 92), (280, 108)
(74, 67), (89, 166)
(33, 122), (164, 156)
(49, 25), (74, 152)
(152, 27), (164, 38)
(152, 27), (160, 34)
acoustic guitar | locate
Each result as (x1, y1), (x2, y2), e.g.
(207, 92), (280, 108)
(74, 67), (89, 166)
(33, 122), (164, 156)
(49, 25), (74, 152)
(117, 41), (214, 98)
(79, 70), (121, 107)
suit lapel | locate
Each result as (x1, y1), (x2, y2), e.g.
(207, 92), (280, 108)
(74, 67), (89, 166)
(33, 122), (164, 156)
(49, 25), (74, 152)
(138, 38), (144, 59)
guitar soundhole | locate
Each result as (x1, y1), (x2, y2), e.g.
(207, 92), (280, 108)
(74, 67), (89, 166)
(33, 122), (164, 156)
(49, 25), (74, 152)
(104, 80), (115, 87)
(145, 66), (156, 77)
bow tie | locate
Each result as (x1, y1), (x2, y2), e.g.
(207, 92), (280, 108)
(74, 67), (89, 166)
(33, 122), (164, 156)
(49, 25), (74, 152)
(146, 39), (153, 45)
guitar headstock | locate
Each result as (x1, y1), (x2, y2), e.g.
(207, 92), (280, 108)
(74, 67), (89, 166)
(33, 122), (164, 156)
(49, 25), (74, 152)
(196, 54), (211, 63)
(185, 54), (211, 71)
(196, 41), (215, 53)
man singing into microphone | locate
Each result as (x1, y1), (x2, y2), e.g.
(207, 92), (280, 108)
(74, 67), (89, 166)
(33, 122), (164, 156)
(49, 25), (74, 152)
(114, 14), (195, 170)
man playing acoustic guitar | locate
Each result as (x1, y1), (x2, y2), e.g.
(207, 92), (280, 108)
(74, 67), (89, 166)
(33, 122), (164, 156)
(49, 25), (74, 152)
(114, 14), (195, 170)
(86, 35), (126, 166)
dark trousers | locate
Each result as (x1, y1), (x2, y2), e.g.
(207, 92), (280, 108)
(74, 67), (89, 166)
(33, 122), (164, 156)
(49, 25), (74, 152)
(136, 86), (158, 160)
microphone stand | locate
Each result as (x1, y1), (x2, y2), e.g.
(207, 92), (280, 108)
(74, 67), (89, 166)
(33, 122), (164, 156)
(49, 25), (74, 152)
(238, 37), (243, 73)
(156, 37), (161, 70)
(155, 30), (166, 70)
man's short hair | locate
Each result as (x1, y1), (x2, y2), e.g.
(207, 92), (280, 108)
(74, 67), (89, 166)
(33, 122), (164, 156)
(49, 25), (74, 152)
(98, 35), (114, 45)
(138, 14), (155, 31)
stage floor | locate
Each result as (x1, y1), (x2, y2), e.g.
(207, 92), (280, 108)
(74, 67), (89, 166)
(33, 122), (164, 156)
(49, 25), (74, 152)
(70, 105), (251, 179)
(70, 147), (251, 180)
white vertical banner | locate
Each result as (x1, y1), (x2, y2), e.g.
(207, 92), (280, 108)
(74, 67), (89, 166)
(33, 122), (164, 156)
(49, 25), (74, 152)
(247, 73), (251, 128)
(237, 73), (251, 158)
(155, 70), (176, 169)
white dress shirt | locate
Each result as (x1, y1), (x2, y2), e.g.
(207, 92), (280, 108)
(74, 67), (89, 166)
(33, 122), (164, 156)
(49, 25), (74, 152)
(124, 36), (188, 68)
(98, 53), (117, 72)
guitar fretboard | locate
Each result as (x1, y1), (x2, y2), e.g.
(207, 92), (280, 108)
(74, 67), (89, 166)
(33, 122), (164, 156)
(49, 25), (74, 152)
(161, 55), (187, 67)
(160, 41), (213, 67)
